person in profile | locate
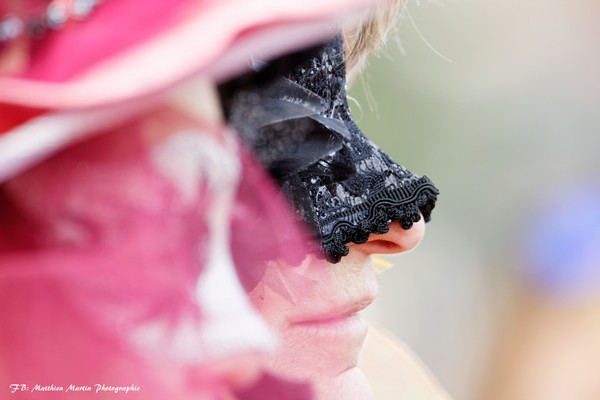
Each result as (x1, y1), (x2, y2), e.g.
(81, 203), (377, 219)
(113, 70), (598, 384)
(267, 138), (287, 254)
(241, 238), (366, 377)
(0, 1), (450, 399)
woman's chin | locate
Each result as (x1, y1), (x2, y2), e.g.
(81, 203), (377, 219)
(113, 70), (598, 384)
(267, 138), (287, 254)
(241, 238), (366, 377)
(311, 367), (374, 400)
(268, 354), (373, 400)
(267, 349), (374, 399)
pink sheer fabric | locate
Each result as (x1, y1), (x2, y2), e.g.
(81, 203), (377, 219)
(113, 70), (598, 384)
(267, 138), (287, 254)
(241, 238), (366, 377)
(0, 0), (379, 109)
(0, 108), (227, 399)
(0, 0), (383, 398)
(0, 104), (316, 399)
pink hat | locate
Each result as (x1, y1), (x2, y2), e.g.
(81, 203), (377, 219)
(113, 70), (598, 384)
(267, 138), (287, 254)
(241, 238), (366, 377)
(0, 0), (381, 181)
(0, 0), (378, 109)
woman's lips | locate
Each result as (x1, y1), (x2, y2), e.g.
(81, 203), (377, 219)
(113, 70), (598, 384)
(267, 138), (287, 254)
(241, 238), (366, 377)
(288, 297), (374, 326)
(289, 313), (368, 342)
(280, 298), (373, 374)
(287, 301), (370, 345)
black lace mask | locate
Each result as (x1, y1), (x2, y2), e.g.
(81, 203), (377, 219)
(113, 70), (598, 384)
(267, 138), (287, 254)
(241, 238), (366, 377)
(220, 35), (439, 262)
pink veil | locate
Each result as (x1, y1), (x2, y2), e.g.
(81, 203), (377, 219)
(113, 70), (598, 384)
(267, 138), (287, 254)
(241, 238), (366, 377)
(0, 0), (382, 398)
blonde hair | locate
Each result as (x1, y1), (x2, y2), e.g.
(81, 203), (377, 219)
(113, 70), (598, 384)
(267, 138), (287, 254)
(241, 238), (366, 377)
(343, 0), (403, 83)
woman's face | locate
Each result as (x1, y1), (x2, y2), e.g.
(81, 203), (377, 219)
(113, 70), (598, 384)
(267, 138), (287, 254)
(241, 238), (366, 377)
(219, 32), (436, 399)
(248, 220), (426, 399)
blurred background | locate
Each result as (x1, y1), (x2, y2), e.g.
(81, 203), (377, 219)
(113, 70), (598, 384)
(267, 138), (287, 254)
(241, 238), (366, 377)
(352, 0), (600, 399)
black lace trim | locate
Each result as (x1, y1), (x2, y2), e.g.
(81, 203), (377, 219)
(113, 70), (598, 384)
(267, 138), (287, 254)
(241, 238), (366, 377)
(321, 176), (438, 262)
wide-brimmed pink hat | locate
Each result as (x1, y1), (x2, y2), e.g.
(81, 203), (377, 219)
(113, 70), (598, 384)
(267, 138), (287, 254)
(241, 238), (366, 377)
(0, 0), (379, 109)
(0, 0), (381, 181)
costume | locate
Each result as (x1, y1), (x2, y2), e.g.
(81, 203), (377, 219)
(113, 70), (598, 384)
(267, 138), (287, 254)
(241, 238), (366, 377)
(1, 1), (441, 399)
(0, 1), (383, 399)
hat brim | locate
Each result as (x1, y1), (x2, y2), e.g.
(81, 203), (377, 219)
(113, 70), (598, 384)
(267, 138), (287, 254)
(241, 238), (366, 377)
(0, 0), (376, 109)
(0, 0), (378, 182)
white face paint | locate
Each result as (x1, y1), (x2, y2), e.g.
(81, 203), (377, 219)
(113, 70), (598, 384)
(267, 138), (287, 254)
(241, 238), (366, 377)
(145, 83), (279, 391)
(152, 128), (277, 355)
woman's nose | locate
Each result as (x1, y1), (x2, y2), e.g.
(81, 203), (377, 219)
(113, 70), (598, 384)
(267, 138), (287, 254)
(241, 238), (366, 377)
(351, 218), (426, 256)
